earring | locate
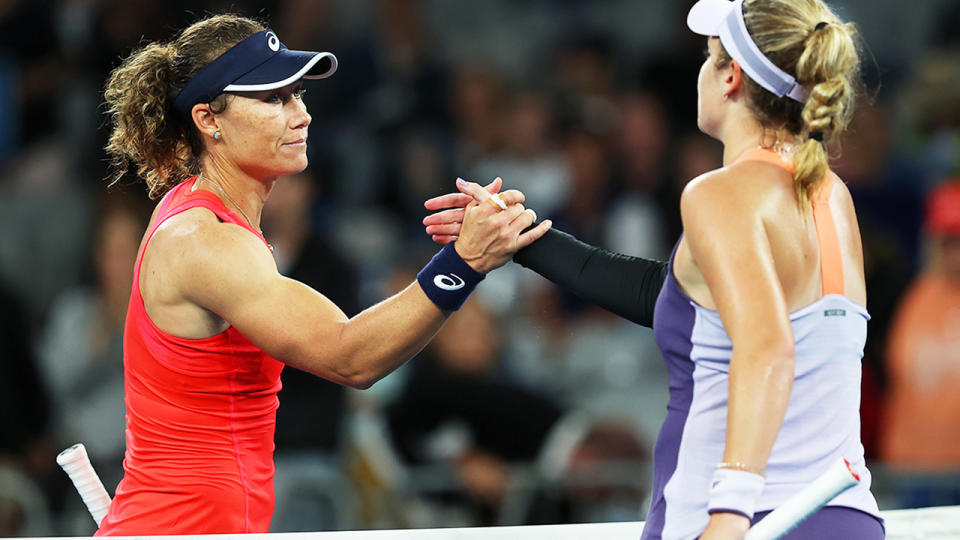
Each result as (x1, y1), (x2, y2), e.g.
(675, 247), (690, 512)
(722, 93), (728, 102)
(214, 131), (222, 141)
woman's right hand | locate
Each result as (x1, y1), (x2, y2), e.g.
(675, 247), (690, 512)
(448, 179), (552, 273)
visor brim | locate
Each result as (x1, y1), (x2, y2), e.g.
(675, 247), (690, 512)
(224, 51), (338, 92)
(688, 0), (738, 36)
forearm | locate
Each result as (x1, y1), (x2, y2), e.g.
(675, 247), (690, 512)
(723, 348), (794, 471)
(512, 228), (667, 327)
(330, 284), (448, 389)
(325, 240), (486, 388)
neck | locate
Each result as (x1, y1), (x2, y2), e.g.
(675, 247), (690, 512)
(197, 155), (277, 231)
(717, 103), (797, 166)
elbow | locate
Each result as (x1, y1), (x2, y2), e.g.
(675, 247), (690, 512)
(319, 354), (380, 390)
(759, 340), (795, 374)
(329, 351), (383, 390)
(286, 334), (381, 390)
(762, 341), (795, 384)
(343, 370), (377, 390)
(735, 338), (795, 372)
(768, 341), (795, 366)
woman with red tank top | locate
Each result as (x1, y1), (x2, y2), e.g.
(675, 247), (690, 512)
(424, 1), (882, 538)
(96, 14), (551, 535)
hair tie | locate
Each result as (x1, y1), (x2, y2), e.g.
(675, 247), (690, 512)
(814, 22), (828, 31)
(809, 131), (824, 142)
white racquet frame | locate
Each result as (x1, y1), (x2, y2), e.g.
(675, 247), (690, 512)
(744, 457), (861, 540)
(57, 443), (113, 527)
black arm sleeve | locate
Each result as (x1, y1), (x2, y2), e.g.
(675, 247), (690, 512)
(512, 228), (668, 328)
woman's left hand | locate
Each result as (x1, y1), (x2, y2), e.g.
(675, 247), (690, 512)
(700, 512), (751, 540)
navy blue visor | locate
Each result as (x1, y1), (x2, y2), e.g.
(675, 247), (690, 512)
(173, 29), (337, 116)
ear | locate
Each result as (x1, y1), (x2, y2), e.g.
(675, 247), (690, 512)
(724, 59), (744, 99)
(191, 103), (221, 141)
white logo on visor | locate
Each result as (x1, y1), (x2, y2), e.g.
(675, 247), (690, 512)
(266, 32), (280, 51)
(433, 273), (465, 291)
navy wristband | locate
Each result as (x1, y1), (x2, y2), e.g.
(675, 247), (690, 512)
(417, 243), (485, 311)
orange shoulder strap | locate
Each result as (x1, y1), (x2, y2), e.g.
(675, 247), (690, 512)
(735, 149), (844, 296)
(734, 148), (795, 174)
(811, 172), (844, 296)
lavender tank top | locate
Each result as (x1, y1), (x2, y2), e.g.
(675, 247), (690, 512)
(643, 166), (882, 539)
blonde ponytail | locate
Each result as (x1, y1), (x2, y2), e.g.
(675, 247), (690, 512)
(793, 21), (859, 208)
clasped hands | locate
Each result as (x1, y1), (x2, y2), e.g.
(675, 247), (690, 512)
(423, 177), (552, 274)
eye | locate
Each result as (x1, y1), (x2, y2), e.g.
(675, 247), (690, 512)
(266, 92), (283, 104)
(293, 87), (307, 100)
(703, 46), (711, 60)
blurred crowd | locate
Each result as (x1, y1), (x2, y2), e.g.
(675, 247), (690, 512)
(1, 0), (959, 536)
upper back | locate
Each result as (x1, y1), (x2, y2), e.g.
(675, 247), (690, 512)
(674, 148), (866, 312)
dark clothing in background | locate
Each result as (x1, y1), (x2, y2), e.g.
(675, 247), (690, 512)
(0, 282), (49, 456)
(387, 354), (563, 464)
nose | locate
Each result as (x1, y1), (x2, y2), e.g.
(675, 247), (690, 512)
(290, 97), (311, 129)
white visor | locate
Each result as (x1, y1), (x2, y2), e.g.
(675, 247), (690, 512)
(688, 0), (807, 103)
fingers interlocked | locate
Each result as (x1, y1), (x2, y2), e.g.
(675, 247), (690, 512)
(424, 177), (551, 249)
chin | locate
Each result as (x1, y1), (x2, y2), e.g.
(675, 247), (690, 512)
(696, 118), (709, 137)
(280, 157), (310, 176)
(697, 118), (718, 140)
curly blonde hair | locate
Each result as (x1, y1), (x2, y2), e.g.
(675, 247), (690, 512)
(103, 15), (266, 199)
(716, 0), (862, 209)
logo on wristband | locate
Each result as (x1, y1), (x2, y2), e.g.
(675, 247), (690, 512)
(433, 273), (465, 291)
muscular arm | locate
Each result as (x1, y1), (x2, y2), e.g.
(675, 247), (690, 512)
(512, 228), (667, 328)
(680, 169), (795, 474)
(154, 191), (546, 390)
(178, 222), (446, 389)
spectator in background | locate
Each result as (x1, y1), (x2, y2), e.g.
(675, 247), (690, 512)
(551, 128), (613, 249)
(606, 91), (671, 260)
(0, 139), (91, 327)
(473, 90), (570, 219)
(881, 181), (960, 508)
(550, 34), (620, 136)
(449, 66), (504, 172)
(387, 297), (563, 526)
(831, 102), (922, 456)
(263, 170), (360, 531)
(664, 133), (723, 242)
(267, 171), (359, 454)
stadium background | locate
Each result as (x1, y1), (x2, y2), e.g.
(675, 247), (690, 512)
(0, 0), (958, 535)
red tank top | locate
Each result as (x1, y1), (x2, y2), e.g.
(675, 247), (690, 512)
(96, 178), (284, 535)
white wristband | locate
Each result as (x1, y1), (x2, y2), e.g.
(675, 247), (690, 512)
(708, 467), (766, 520)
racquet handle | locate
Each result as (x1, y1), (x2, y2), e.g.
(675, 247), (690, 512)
(57, 443), (112, 526)
(744, 457), (860, 540)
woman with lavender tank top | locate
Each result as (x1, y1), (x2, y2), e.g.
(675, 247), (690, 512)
(424, 1), (884, 538)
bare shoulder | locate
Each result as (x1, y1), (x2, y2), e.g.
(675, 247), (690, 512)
(680, 160), (791, 220)
(830, 173), (857, 213)
(147, 207), (276, 292)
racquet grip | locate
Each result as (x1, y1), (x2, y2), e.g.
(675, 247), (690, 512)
(57, 443), (113, 526)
